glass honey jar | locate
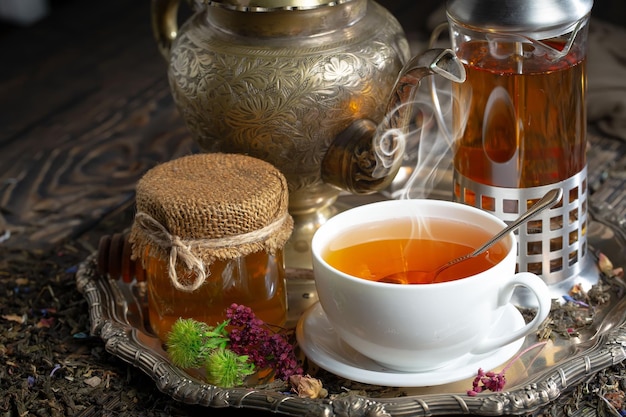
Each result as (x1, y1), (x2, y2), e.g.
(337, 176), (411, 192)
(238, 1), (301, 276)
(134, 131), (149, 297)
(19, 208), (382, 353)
(129, 153), (293, 342)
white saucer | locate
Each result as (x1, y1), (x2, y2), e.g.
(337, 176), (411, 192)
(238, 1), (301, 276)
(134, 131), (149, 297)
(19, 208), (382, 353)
(296, 302), (526, 387)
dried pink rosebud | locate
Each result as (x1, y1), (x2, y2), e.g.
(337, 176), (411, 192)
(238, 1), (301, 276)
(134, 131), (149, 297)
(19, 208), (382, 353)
(289, 374), (328, 399)
(598, 253), (615, 276)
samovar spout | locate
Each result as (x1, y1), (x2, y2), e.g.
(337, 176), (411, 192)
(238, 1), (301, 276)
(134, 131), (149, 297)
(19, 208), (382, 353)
(321, 48), (466, 194)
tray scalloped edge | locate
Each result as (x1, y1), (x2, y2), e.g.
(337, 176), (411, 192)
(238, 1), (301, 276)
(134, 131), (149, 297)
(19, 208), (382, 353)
(76, 245), (626, 417)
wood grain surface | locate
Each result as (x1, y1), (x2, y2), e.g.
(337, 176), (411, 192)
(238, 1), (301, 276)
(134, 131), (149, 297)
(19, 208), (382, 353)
(0, 0), (198, 250)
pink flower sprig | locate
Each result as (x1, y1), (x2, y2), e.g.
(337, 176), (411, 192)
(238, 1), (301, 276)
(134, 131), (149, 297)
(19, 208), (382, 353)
(226, 303), (303, 380)
(467, 341), (547, 396)
(468, 368), (506, 396)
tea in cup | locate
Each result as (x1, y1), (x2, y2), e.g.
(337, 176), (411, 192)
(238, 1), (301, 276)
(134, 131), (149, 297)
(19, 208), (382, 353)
(311, 199), (551, 372)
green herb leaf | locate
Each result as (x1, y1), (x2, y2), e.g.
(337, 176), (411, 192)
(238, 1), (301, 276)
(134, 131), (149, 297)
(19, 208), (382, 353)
(202, 319), (230, 350)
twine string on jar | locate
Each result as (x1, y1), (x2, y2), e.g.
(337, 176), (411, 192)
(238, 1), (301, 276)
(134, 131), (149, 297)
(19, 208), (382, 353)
(133, 211), (290, 292)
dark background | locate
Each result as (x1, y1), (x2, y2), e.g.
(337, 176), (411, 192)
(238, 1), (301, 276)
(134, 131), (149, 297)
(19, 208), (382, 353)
(1, 0), (625, 39)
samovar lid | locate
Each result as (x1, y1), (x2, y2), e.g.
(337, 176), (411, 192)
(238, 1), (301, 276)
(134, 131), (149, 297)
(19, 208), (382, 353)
(446, 0), (593, 38)
(207, 0), (351, 11)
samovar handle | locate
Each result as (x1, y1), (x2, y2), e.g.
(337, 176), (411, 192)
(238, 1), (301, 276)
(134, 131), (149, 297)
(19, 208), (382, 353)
(151, 0), (199, 59)
(321, 48), (466, 195)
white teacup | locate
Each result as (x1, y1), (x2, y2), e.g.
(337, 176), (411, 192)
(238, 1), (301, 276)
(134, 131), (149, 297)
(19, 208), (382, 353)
(311, 199), (551, 372)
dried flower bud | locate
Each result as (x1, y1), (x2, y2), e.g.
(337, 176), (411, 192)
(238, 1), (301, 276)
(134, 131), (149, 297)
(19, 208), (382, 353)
(205, 348), (255, 387)
(598, 253), (615, 276)
(289, 374), (328, 399)
(166, 318), (212, 369)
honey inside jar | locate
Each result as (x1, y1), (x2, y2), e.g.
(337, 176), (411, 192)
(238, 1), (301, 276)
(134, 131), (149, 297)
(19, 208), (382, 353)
(145, 249), (287, 341)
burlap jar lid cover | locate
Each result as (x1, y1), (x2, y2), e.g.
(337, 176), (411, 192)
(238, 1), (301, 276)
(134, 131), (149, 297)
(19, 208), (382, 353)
(129, 153), (293, 292)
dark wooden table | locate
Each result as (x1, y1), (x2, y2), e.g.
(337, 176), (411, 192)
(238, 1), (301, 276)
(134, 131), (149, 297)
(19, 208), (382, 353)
(1, 0), (625, 416)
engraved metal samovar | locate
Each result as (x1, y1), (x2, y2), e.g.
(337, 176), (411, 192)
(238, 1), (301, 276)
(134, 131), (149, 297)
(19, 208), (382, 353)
(152, 0), (465, 268)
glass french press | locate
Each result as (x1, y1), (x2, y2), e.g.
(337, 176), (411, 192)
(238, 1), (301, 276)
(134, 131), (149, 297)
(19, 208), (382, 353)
(445, 0), (594, 291)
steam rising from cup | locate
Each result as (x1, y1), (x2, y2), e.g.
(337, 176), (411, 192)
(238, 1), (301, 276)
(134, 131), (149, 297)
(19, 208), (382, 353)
(370, 50), (469, 201)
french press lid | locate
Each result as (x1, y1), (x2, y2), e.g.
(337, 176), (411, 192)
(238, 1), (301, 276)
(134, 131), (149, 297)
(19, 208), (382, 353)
(446, 0), (593, 39)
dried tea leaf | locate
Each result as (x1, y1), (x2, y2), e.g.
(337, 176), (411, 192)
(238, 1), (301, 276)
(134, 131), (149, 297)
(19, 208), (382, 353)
(83, 376), (102, 387)
(2, 313), (26, 324)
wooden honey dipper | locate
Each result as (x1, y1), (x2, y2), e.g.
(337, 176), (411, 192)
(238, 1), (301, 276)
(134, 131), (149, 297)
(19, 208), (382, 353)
(96, 232), (145, 283)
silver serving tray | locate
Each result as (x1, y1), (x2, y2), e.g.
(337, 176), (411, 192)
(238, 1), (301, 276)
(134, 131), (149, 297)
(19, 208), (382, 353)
(76, 207), (626, 417)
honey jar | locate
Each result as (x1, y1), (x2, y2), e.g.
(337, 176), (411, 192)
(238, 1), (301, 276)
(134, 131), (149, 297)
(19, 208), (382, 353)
(129, 153), (293, 342)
